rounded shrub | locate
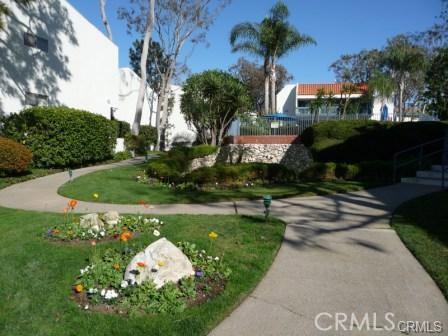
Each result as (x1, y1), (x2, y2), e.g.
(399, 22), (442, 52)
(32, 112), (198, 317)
(0, 137), (33, 174)
(146, 160), (182, 182)
(124, 125), (156, 155)
(299, 162), (337, 181)
(114, 120), (131, 138)
(1, 107), (117, 168)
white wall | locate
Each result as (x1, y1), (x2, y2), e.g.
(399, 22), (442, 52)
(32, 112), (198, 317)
(371, 96), (395, 121)
(117, 68), (155, 126)
(276, 84), (296, 115)
(0, 0), (118, 118)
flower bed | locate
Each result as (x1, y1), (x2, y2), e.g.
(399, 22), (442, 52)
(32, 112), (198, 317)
(72, 240), (231, 314)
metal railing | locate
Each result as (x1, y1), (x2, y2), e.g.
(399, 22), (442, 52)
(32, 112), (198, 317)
(227, 113), (371, 137)
(393, 133), (448, 188)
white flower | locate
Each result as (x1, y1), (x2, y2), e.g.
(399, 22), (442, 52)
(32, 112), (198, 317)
(80, 269), (85, 275)
(120, 280), (128, 289)
(88, 288), (98, 294)
(201, 250), (206, 254)
(101, 289), (106, 296)
(84, 305), (89, 310)
(214, 256), (220, 261)
(104, 289), (118, 300)
(144, 218), (149, 224)
(87, 229), (93, 234)
(160, 221), (164, 225)
(153, 229), (160, 237)
(137, 176), (141, 179)
(100, 231), (105, 237)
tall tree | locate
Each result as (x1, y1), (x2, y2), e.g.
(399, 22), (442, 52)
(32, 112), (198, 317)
(382, 35), (427, 121)
(368, 71), (395, 118)
(151, 0), (229, 150)
(181, 70), (250, 145)
(229, 57), (292, 113)
(412, 0), (447, 50)
(230, 1), (315, 114)
(99, 0), (113, 41)
(262, 1), (315, 113)
(118, 0), (155, 135)
(424, 47), (448, 120)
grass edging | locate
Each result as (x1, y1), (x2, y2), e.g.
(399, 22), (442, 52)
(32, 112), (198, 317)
(390, 190), (448, 299)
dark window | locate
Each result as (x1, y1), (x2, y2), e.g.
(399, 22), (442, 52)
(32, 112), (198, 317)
(25, 92), (48, 106)
(23, 32), (48, 52)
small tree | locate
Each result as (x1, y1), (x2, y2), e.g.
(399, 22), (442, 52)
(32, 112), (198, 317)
(181, 70), (251, 146)
(424, 47), (448, 120)
(368, 71), (394, 118)
(310, 88), (325, 122)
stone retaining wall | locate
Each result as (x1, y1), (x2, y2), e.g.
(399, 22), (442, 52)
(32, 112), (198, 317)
(190, 144), (312, 173)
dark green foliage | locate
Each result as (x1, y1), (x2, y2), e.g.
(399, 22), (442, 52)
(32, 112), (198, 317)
(425, 47), (448, 120)
(302, 120), (448, 163)
(124, 125), (157, 155)
(0, 136), (33, 174)
(300, 160), (392, 184)
(146, 145), (218, 182)
(185, 163), (297, 186)
(1, 107), (117, 168)
(113, 151), (132, 161)
(114, 120), (131, 138)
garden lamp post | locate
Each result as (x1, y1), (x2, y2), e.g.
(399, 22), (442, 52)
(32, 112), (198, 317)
(68, 168), (73, 182)
(263, 195), (272, 221)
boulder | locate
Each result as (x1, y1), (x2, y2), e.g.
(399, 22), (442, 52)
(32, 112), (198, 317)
(79, 213), (104, 232)
(124, 238), (195, 289)
(102, 211), (120, 228)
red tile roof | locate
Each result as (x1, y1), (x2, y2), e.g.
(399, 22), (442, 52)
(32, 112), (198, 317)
(297, 83), (368, 96)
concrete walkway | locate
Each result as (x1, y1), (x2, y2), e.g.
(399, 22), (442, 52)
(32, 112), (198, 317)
(0, 160), (447, 335)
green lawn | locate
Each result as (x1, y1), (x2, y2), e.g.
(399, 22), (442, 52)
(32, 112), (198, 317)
(58, 164), (373, 204)
(0, 168), (63, 190)
(391, 190), (448, 299)
(0, 207), (284, 336)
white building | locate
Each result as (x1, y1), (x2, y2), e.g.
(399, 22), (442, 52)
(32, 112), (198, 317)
(277, 83), (395, 121)
(0, 0), (194, 148)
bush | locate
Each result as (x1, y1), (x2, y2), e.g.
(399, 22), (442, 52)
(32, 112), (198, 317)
(302, 120), (448, 163)
(114, 120), (130, 138)
(124, 125), (157, 155)
(146, 160), (182, 182)
(113, 151), (132, 161)
(188, 144), (218, 159)
(0, 137), (33, 174)
(335, 163), (360, 180)
(299, 162), (337, 181)
(1, 107), (117, 168)
(185, 163), (297, 186)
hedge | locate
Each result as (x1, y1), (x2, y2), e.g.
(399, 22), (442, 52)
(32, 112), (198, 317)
(114, 120), (131, 138)
(301, 120), (448, 163)
(1, 107), (117, 168)
(0, 137), (33, 174)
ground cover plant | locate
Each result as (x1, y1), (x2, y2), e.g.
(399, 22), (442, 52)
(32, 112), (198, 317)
(58, 164), (372, 204)
(0, 207), (284, 335)
(391, 190), (448, 299)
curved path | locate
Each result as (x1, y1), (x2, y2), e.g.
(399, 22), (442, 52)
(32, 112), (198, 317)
(0, 159), (447, 335)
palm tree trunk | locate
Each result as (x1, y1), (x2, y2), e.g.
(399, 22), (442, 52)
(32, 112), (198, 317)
(270, 63), (277, 113)
(132, 0), (154, 136)
(399, 79), (404, 122)
(263, 58), (270, 115)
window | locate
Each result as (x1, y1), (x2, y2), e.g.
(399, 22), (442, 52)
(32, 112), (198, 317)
(25, 92), (48, 106)
(23, 32), (48, 52)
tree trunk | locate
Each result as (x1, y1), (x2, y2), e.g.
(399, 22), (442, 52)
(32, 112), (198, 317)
(155, 78), (165, 151)
(263, 58), (270, 115)
(99, 0), (113, 41)
(399, 79), (404, 122)
(132, 0), (154, 136)
(159, 80), (172, 150)
(270, 63), (277, 113)
(148, 89), (155, 126)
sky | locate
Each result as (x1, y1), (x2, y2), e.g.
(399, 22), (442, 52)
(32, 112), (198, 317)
(68, 0), (442, 84)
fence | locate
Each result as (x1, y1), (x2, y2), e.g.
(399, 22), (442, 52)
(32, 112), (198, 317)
(227, 113), (371, 137)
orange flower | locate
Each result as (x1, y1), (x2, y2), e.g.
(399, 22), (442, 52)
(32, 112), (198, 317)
(74, 284), (83, 293)
(112, 263), (120, 270)
(63, 207), (69, 213)
(53, 229), (60, 234)
(68, 199), (78, 209)
(119, 231), (132, 242)
(137, 262), (146, 268)
(90, 240), (97, 246)
(138, 199), (150, 208)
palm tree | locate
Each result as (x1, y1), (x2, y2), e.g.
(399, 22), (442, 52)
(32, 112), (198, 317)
(230, 1), (315, 115)
(262, 1), (316, 113)
(368, 71), (394, 120)
(230, 22), (270, 114)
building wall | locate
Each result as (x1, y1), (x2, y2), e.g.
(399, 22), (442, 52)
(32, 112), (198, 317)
(276, 84), (296, 115)
(0, 0), (118, 118)
(371, 96), (395, 121)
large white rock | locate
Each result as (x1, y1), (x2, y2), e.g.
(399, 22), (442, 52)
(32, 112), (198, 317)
(124, 238), (195, 289)
(79, 213), (104, 232)
(102, 211), (120, 228)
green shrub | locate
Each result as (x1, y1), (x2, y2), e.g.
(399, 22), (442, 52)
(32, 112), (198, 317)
(302, 120), (448, 163)
(185, 163), (297, 185)
(335, 163), (360, 180)
(357, 160), (393, 183)
(146, 160), (182, 182)
(124, 126), (157, 155)
(1, 107), (116, 168)
(299, 162), (337, 181)
(113, 151), (132, 161)
(0, 137), (33, 174)
(114, 120), (130, 138)
(188, 144), (218, 159)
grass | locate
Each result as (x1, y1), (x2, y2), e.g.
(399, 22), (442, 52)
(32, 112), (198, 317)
(0, 168), (64, 190)
(58, 164), (374, 204)
(390, 190), (448, 299)
(0, 207), (284, 336)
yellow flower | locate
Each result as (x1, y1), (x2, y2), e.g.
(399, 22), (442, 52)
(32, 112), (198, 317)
(93, 193), (99, 199)
(208, 231), (218, 239)
(112, 263), (120, 270)
(74, 284), (83, 293)
(157, 260), (165, 267)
